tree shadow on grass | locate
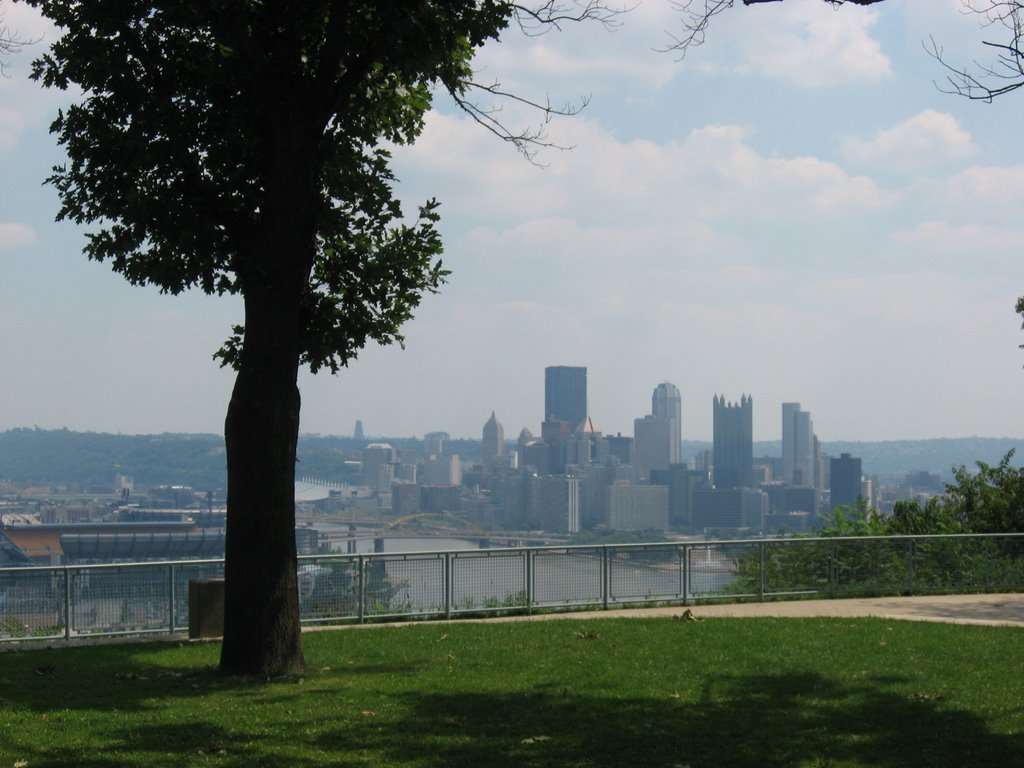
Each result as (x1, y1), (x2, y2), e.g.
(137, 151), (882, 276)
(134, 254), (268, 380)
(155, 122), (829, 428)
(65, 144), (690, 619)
(0, 723), (240, 768)
(0, 642), (428, 768)
(3, 634), (1021, 767)
(318, 670), (1022, 768)
(0, 641), (428, 713)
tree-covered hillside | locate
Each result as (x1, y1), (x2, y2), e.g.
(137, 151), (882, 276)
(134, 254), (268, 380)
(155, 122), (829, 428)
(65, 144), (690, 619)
(1, 429), (1021, 489)
(0, 428), (227, 489)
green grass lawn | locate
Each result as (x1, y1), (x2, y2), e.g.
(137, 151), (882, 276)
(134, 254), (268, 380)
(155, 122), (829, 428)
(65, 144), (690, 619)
(1, 617), (1021, 767)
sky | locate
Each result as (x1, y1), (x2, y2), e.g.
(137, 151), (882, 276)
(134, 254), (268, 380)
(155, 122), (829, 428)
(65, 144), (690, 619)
(1, 0), (1023, 443)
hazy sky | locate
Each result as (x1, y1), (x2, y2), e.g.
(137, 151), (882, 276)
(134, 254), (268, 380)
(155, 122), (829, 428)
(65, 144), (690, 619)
(2, 1), (1022, 443)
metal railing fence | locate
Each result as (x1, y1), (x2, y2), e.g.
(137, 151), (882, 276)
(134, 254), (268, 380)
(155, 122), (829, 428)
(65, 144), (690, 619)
(2, 533), (1022, 642)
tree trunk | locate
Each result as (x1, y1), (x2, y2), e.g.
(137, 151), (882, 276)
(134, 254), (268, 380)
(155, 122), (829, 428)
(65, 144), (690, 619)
(216, 72), (320, 676)
(219, 276), (307, 676)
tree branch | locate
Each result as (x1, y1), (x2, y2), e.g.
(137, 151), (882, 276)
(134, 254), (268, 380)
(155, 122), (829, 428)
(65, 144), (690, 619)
(450, 79), (590, 164)
(926, 2), (1024, 102)
(664, 0), (892, 58)
(509, 1), (626, 35)
(444, 2), (625, 163)
(0, 11), (37, 77)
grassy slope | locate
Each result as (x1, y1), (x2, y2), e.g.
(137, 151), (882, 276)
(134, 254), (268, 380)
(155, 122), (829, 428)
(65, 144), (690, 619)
(1, 617), (1021, 767)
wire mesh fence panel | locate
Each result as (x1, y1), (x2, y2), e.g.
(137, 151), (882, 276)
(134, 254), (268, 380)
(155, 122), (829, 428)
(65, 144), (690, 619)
(832, 538), (910, 595)
(532, 547), (603, 607)
(758, 539), (832, 596)
(365, 553), (447, 618)
(2, 534), (1023, 643)
(0, 568), (64, 640)
(607, 545), (683, 603)
(986, 537), (1024, 591)
(73, 565), (171, 635)
(298, 558), (363, 623)
(687, 543), (748, 598)
(910, 537), (992, 594)
(450, 550), (527, 614)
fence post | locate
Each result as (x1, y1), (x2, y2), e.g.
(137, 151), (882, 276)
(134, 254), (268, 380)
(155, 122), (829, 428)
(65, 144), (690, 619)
(907, 539), (916, 596)
(444, 552), (452, 620)
(525, 549), (533, 615)
(602, 546), (610, 610)
(168, 563), (176, 634)
(357, 554), (365, 624)
(63, 566), (72, 640)
(983, 538), (991, 592)
(681, 544), (689, 605)
(828, 542), (837, 599)
(757, 544), (765, 606)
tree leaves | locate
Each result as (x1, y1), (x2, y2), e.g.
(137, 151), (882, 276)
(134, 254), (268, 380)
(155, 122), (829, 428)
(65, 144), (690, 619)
(27, 1), (509, 372)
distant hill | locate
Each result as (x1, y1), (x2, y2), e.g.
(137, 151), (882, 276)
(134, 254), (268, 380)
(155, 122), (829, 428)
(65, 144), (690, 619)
(0, 428), (228, 489)
(1, 429), (1020, 489)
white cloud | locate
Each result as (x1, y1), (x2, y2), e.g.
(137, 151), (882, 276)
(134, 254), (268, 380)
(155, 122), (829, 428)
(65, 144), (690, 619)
(891, 220), (1024, 253)
(843, 110), (976, 172)
(810, 271), (970, 325)
(690, 1), (891, 87)
(645, 124), (891, 215)
(396, 114), (891, 239)
(0, 106), (26, 152)
(469, 1), (682, 96)
(904, 0), (1006, 63)
(0, 222), (37, 249)
(479, 37), (677, 93)
(942, 165), (1024, 214)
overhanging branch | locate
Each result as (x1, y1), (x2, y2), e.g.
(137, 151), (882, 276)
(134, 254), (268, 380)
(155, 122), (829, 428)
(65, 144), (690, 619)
(665, 0), (893, 57)
(0, 13), (38, 76)
(927, 2), (1024, 101)
(510, 1), (626, 35)
(444, 1), (625, 163)
(451, 80), (589, 164)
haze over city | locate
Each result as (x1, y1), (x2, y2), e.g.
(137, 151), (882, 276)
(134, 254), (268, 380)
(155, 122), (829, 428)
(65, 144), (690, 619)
(2, 0), (1022, 442)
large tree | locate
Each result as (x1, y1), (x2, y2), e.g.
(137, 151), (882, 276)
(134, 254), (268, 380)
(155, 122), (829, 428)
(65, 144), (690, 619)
(25, 0), (610, 676)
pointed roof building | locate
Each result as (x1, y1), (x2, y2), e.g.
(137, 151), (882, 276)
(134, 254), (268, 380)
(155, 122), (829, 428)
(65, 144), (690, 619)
(576, 414), (601, 437)
(482, 411), (505, 469)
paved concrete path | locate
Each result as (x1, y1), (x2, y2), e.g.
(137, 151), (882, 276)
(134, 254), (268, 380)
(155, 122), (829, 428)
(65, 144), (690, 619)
(465, 592), (1024, 628)
(4, 594), (1022, 652)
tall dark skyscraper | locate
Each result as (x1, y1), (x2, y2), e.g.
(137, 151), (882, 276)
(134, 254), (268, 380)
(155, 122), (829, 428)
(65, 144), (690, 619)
(830, 452), (863, 511)
(713, 394), (753, 489)
(544, 366), (587, 431)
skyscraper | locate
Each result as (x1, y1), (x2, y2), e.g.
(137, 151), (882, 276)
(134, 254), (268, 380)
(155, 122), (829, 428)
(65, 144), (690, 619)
(634, 414), (671, 484)
(782, 402), (815, 486)
(830, 452), (863, 512)
(481, 411), (504, 470)
(567, 414), (604, 467)
(362, 443), (395, 492)
(541, 418), (572, 475)
(531, 475), (581, 533)
(544, 366), (587, 431)
(651, 382), (682, 464)
(713, 395), (753, 489)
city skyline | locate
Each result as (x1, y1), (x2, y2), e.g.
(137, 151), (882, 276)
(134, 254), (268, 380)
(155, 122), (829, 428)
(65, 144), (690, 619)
(2, 2), (1023, 443)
